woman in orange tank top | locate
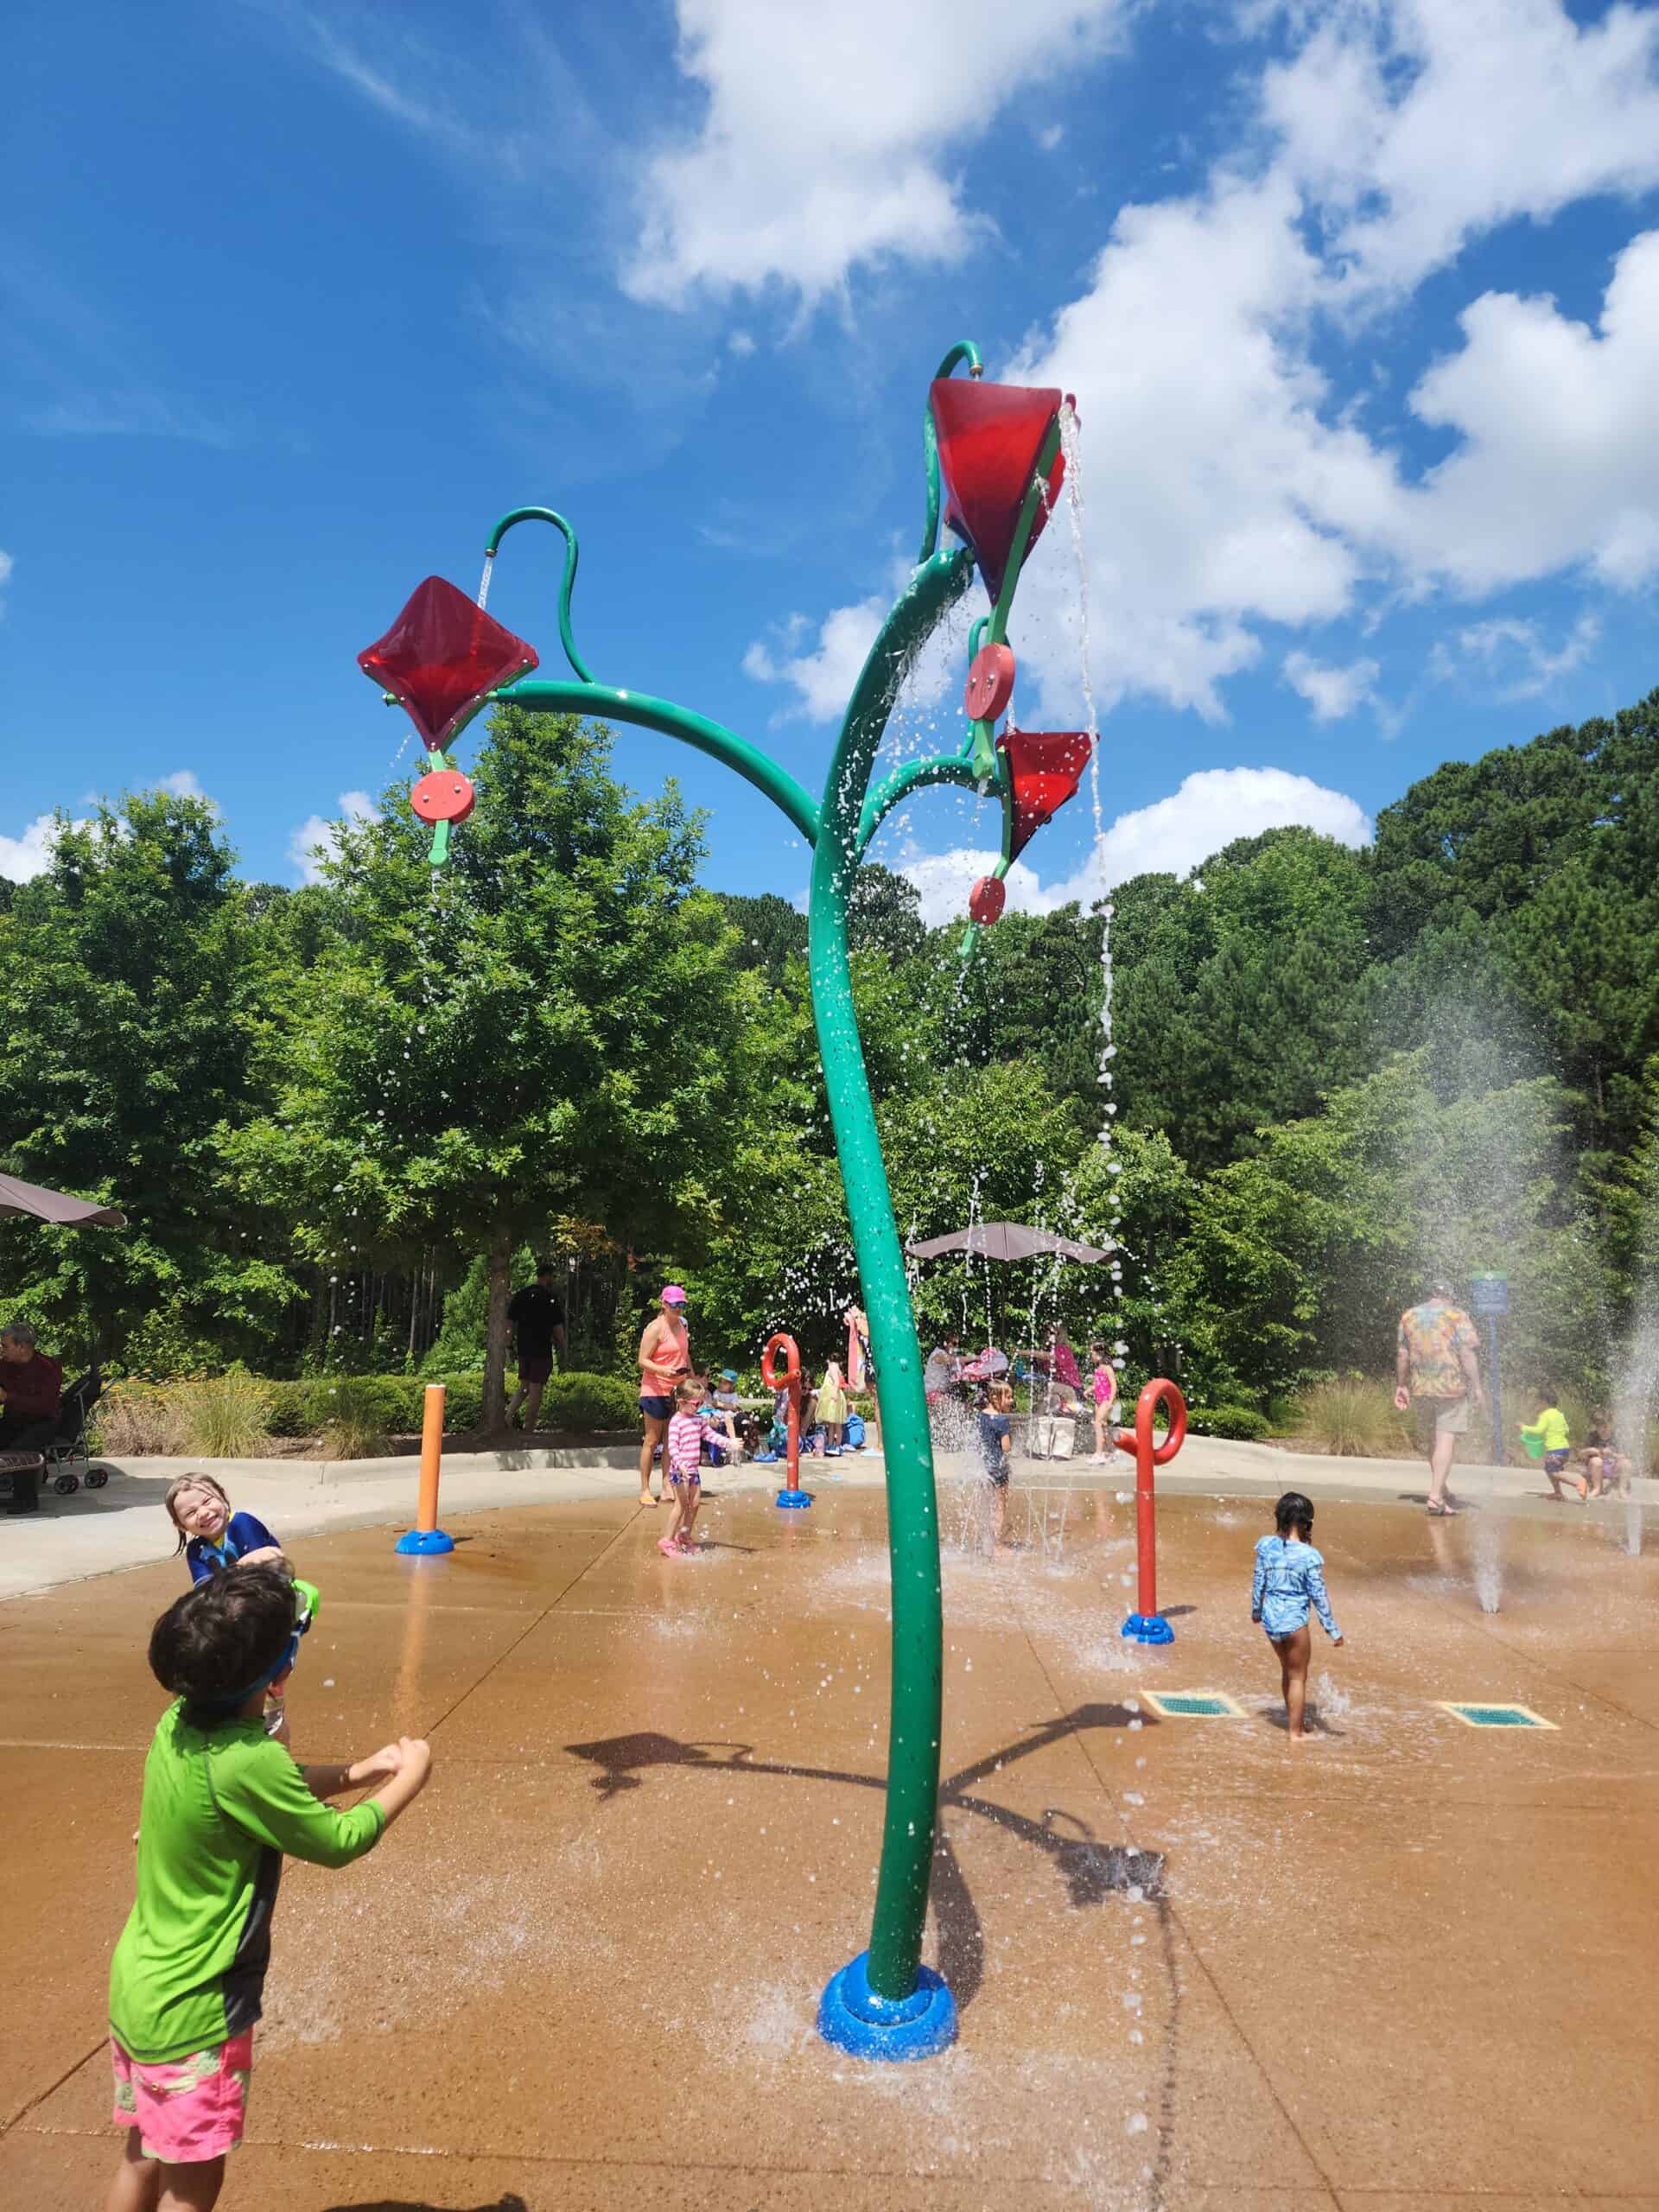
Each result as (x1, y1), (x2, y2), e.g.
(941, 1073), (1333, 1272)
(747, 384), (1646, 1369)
(636, 1286), (690, 1504)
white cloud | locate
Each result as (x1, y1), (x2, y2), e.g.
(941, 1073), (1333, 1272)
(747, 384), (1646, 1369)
(287, 790), (380, 885)
(0, 549), (13, 603)
(1264, 0), (1659, 296)
(1432, 610), (1602, 702)
(899, 766), (1371, 922)
(158, 770), (213, 804)
(727, 329), (756, 357)
(624, 0), (1126, 304)
(744, 601), (887, 721)
(1401, 232), (1659, 593)
(1282, 651), (1381, 721)
(0, 814), (73, 883)
(1008, 174), (1408, 717)
(1038, 124), (1065, 152)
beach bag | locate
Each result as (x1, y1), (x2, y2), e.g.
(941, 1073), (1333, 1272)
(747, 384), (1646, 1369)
(845, 1411), (866, 1450)
(1027, 1416), (1076, 1461)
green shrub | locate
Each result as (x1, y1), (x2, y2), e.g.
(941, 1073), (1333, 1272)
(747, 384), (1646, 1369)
(94, 1368), (638, 1451)
(173, 1374), (273, 1459)
(1291, 1375), (1410, 1458)
(541, 1372), (639, 1430)
(1187, 1404), (1271, 1442)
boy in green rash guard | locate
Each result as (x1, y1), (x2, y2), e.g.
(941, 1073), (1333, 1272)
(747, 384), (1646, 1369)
(106, 1567), (432, 2212)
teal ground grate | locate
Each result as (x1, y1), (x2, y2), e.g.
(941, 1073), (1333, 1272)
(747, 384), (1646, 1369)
(1436, 1701), (1557, 1731)
(1141, 1689), (1248, 1720)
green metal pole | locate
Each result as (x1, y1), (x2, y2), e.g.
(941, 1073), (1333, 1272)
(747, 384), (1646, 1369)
(918, 340), (984, 564)
(809, 540), (974, 2001)
(485, 506), (595, 683)
(497, 679), (820, 849)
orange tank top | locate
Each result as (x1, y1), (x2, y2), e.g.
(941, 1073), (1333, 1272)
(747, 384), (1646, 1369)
(639, 1314), (690, 1392)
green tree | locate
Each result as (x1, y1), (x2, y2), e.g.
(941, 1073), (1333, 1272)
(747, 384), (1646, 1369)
(225, 706), (763, 1423)
(1111, 828), (1375, 1168)
(0, 791), (293, 1365)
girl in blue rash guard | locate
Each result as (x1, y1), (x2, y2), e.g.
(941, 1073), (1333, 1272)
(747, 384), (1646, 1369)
(164, 1473), (290, 1585)
(1251, 1491), (1344, 1744)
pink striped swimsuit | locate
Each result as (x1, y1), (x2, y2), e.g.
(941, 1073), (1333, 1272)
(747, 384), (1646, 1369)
(666, 1412), (707, 1484)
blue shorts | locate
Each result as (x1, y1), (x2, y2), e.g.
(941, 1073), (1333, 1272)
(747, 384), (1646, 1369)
(1544, 1448), (1571, 1475)
(639, 1395), (674, 1421)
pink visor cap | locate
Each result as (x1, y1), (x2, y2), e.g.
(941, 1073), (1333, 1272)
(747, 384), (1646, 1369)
(661, 1285), (688, 1306)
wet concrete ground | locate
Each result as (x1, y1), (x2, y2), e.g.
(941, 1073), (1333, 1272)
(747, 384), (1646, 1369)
(2, 1481), (1656, 2209)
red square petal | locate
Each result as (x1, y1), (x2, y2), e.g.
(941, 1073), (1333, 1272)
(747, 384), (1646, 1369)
(358, 576), (537, 752)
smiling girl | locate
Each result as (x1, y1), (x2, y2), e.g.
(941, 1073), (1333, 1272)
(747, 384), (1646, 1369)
(164, 1475), (291, 1586)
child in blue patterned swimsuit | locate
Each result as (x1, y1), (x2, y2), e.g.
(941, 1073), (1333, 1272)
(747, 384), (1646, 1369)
(1251, 1492), (1344, 1743)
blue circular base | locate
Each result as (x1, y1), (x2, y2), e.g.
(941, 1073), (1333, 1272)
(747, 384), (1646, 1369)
(817, 1952), (957, 2063)
(776, 1488), (812, 1510)
(1121, 1611), (1174, 1644)
(395, 1528), (455, 1555)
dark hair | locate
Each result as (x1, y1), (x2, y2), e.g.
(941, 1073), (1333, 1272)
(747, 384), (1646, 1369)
(535, 1257), (556, 1275)
(1274, 1491), (1315, 1540)
(149, 1566), (296, 1724)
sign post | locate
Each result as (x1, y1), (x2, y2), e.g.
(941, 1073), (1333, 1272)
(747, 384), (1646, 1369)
(1469, 1273), (1509, 1467)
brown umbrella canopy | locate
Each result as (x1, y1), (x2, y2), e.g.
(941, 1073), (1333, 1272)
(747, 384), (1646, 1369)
(0, 1173), (126, 1230)
(906, 1221), (1110, 1264)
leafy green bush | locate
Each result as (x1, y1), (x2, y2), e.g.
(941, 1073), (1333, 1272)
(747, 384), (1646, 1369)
(540, 1372), (639, 1429)
(1187, 1404), (1271, 1442)
(92, 1369), (639, 1451)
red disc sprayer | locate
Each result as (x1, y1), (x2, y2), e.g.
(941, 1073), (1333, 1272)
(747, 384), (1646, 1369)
(1115, 1377), (1187, 1644)
(761, 1332), (810, 1510)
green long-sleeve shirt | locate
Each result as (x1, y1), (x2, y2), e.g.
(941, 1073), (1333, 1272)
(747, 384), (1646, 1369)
(1522, 1406), (1570, 1452)
(110, 1701), (384, 2063)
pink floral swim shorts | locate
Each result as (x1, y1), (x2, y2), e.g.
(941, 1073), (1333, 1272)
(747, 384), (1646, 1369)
(111, 2031), (252, 2162)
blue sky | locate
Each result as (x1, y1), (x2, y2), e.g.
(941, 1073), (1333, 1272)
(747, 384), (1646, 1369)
(5, 0), (1659, 916)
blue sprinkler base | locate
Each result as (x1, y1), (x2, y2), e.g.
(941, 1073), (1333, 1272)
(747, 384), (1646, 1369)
(1122, 1611), (1174, 1645)
(395, 1529), (455, 1556)
(776, 1487), (812, 1509)
(817, 1951), (958, 2063)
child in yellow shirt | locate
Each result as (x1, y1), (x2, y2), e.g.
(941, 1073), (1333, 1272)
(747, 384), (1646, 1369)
(1521, 1393), (1582, 1501)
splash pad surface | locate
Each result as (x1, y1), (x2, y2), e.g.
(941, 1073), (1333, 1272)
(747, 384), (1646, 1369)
(3, 1487), (1658, 2206)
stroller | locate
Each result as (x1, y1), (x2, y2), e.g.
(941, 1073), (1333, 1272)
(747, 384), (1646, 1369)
(42, 1370), (110, 1497)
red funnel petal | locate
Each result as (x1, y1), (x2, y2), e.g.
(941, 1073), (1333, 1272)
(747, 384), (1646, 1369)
(1000, 730), (1093, 858)
(931, 380), (1065, 600)
(359, 576), (537, 753)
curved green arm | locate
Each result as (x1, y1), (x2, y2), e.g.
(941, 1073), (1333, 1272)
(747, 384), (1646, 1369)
(918, 340), (984, 567)
(485, 507), (595, 684)
(807, 538), (974, 2001)
(857, 748), (1001, 861)
(496, 678), (819, 849)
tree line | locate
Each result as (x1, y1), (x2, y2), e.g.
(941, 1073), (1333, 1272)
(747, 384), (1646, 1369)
(3, 687), (1657, 1427)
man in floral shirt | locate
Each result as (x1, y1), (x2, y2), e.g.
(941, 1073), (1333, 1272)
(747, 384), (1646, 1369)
(1394, 1280), (1483, 1516)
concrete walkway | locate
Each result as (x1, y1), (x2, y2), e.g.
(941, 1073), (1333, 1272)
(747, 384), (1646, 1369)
(3, 1433), (1647, 1602)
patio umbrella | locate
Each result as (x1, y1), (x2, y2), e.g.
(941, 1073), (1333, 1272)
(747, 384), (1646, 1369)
(906, 1221), (1109, 1264)
(0, 1172), (126, 1230)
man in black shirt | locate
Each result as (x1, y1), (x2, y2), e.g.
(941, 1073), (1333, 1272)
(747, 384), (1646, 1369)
(507, 1261), (568, 1431)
